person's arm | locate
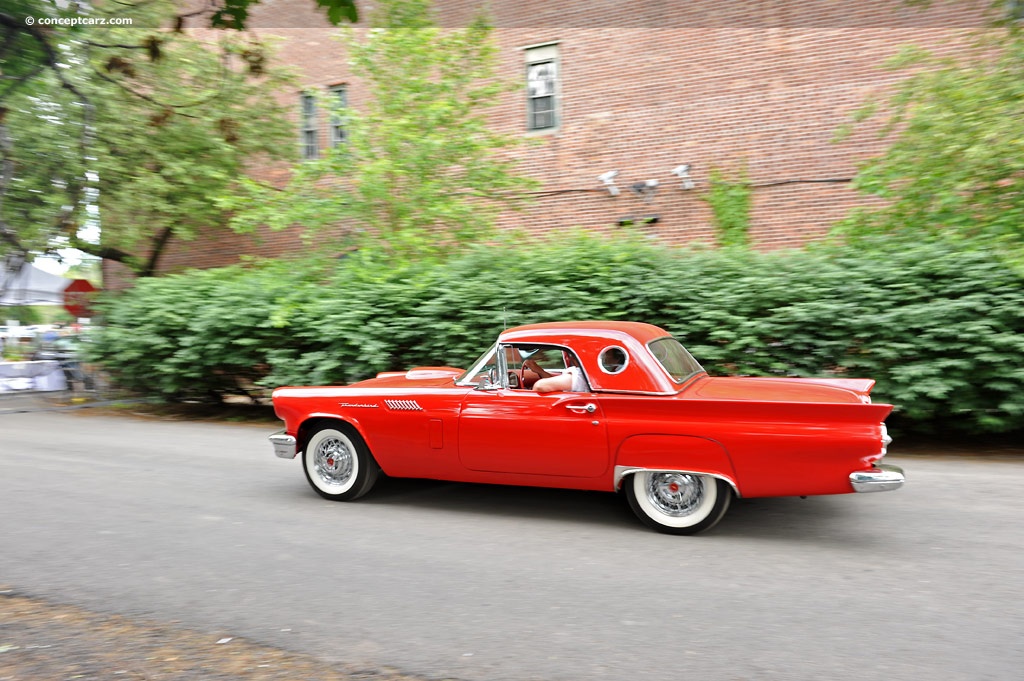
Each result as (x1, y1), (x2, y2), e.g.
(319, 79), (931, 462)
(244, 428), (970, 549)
(523, 359), (552, 379)
(533, 372), (574, 393)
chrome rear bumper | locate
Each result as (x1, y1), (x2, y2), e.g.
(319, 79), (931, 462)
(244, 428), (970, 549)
(269, 430), (297, 459)
(850, 463), (904, 493)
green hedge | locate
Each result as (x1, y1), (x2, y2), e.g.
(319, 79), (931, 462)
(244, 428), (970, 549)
(92, 234), (1024, 434)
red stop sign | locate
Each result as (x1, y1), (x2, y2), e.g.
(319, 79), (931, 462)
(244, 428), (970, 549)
(63, 279), (97, 318)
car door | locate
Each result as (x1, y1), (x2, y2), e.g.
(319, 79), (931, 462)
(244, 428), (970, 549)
(458, 346), (609, 478)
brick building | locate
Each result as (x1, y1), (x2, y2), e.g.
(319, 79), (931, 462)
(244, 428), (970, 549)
(140, 0), (991, 278)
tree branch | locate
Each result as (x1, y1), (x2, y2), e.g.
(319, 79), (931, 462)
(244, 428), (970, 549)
(84, 41), (151, 50)
(0, 63), (46, 102)
(66, 235), (137, 268)
(90, 66), (217, 118)
(141, 224), (176, 277)
(0, 13), (88, 104)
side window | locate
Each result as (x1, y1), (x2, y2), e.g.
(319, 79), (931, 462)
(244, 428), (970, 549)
(533, 347), (569, 371)
(508, 345), (586, 390)
(509, 346), (567, 373)
(525, 44), (559, 132)
(598, 346), (629, 374)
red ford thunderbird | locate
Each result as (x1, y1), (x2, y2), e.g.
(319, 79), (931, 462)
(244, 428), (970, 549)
(269, 321), (903, 534)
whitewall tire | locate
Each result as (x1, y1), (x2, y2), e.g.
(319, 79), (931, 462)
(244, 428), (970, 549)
(303, 426), (379, 501)
(625, 471), (732, 535)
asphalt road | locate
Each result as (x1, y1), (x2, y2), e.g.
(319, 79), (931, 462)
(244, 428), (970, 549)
(2, 409), (1022, 681)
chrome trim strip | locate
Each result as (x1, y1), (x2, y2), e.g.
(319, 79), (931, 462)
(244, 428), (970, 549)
(269, 430), (297, 459)
(613, 465), (740, 497)
(849, 463), (904, 493)
(595, 388), (680, 397)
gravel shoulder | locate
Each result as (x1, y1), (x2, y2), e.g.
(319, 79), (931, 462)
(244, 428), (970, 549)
(0, 589), (430, 681)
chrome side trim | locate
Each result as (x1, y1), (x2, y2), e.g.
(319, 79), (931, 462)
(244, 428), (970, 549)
(849, 463), (904, 493)
(613, 465), (740, 497)
(384, 399), (424, 411)
(269, 430), (297, 459)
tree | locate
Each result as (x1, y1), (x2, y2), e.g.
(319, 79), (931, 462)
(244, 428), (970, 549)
(836, 17), (1024, 270)
(224, 0), (537, 257)
(1, 1), (296, 277)
(1, 0), (356, 285)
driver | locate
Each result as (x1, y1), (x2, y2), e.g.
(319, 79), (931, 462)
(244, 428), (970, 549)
(522, 356), (588, 393)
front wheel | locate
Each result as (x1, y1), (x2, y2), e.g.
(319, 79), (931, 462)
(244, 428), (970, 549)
(303, 426), (379, 501)
(624, 471), (732, 535)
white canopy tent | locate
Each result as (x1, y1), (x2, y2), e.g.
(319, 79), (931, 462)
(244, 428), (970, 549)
(0, 261), (74, 306)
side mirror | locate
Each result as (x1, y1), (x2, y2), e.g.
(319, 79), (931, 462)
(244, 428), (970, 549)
(475, 377), (500, 391)
(475, 366), (501, 391)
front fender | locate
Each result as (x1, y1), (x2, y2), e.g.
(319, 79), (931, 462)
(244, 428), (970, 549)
(292, 412), (373, 454)
(614, 434), (739, 496)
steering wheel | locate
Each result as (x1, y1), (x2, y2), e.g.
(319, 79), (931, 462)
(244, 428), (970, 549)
(518, 348), (540, 389)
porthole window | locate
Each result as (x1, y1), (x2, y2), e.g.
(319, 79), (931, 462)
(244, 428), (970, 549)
(598, 346), (629, 374)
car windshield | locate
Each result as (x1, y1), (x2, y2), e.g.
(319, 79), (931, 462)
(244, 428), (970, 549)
(456, 345), (499, 386)
(647, 337), (704, 383)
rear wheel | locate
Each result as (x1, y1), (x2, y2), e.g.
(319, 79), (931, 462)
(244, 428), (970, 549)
(302, 426), (379, 501)
(625, 471), (731, 535)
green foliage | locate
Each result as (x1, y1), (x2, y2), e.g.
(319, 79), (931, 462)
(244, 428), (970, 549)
(101, 35), (293, 262)
(2, 305), (42, 326)
(209, 0), (357, 28)
(225, 0), (537, 257)
(702, 166), (753, 248)
(93, 234), (1024, 434)
(837, 25), (1024, 271)
(91, 260), (316, 401)
(1, 1), (295, 275)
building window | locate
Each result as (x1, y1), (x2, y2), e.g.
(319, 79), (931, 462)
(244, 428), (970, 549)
(525, 44), (559, 132)
(329, 85), (348, 147)
(1009, 0), (1024, 21)
(300, 92), (318, 160)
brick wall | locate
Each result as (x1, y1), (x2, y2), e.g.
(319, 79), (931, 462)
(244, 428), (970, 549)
(137, 0), (990, 280)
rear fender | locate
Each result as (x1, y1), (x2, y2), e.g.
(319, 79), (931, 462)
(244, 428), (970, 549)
(614, 434), (739, 496)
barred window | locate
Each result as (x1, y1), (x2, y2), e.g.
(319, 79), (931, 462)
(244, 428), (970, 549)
(300, 92), (318, 160)
(329, 85), (348, 147)
(525, 44), (559, 131)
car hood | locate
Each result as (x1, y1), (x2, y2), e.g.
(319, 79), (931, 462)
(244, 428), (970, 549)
(346, 366), (465, 389)
(685, 375), (877, 404)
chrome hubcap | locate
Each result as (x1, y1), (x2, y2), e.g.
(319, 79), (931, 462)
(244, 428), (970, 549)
(314, 436), (354, 486)
(646, 473), (705, 517)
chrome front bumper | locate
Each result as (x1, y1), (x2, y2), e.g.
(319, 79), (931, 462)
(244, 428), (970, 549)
(850, 464), (905, 493)
(269, 430), (297, 459)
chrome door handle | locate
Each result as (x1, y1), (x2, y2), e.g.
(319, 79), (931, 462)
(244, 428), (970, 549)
(566, 403), (597, 414)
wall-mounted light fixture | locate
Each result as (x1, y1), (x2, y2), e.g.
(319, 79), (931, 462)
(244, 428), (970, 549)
(631, 179), (659, 201)
(671, 164), (695, 190)
(598, 170), (620, 196)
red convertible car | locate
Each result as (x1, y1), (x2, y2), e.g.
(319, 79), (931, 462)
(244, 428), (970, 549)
(269, 321), (903, 534)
